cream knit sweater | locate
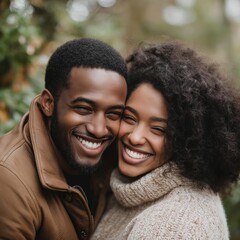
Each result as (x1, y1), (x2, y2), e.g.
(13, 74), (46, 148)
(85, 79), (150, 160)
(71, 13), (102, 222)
(91, 163), (229, 240)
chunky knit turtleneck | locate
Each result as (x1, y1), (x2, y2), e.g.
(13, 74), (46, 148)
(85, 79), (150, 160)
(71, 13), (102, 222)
(91, 163), (229, 240)
(110, 163), (191, 208)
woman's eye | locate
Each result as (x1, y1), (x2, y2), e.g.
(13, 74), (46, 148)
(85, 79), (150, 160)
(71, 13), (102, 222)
(152, 127), (166, 135)
(74, 106), (92, 114)
(122, 114), (136, 124)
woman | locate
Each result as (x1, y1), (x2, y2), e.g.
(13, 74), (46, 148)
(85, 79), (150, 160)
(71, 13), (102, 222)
(91, 42), (240, 239)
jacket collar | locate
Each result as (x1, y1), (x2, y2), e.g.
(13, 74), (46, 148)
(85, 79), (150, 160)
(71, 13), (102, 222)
(26, 95), (69, 191)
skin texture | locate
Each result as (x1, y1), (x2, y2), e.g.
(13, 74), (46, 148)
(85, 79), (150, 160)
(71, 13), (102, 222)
(40, 67), (127, 174)
(118, 83), (168, 177)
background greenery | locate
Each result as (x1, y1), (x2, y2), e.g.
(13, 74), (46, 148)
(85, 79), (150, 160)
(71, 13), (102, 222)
(0, 0), (240, 238)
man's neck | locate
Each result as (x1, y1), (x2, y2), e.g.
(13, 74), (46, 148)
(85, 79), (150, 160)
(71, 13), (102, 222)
(65, 173), (97, 215)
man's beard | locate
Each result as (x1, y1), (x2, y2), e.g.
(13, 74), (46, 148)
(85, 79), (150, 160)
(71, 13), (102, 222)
(50, 106), (102, 174)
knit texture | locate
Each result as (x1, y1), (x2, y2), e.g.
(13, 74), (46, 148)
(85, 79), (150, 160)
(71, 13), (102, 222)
(91, 163), (229, 240)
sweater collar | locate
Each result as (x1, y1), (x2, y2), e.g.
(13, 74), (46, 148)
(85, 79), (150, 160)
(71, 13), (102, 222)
(110, 163), (192, 208)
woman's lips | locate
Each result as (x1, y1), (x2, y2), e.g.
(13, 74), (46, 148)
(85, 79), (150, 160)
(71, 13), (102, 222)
(121, 143), (153, 165)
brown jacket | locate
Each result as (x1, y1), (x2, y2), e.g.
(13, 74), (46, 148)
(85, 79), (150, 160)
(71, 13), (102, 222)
(0, 96), (113, 240)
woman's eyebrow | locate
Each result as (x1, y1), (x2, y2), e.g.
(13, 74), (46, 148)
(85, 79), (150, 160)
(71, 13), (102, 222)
(150, 117), (168, 123)
(124, 106), (137, 114)
(125, 106), (168, 123)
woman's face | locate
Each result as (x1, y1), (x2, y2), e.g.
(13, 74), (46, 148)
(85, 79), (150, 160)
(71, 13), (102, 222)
(118, 83), (168, 177)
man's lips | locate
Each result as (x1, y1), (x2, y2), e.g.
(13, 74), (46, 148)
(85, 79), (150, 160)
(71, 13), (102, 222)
(77, 137), (102, 149)
(72, 132), (113, 155)
(73, 130), (112, 142)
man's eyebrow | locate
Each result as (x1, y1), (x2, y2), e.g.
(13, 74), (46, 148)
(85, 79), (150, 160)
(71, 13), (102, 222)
(70, 97), (125, 110)
(70, 97), (95, 105)
(125, 106), (168, 123)
(109, 105), (125, 110)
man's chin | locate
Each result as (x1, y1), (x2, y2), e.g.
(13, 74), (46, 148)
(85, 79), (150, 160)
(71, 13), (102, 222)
(67, 158), (102, 174)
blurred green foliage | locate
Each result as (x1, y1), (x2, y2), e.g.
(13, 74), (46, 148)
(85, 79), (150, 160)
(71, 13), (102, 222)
(0, 9), (39, 79)
(0, 86), (39, 133)
(0, 5), (43, 133)
(224, 185), (240, 238)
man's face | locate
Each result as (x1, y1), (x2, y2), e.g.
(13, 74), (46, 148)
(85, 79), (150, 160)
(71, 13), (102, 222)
(50, 67), (127, 173)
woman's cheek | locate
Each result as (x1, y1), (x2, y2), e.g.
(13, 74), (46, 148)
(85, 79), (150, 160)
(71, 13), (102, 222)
(119, 121), (132, 137)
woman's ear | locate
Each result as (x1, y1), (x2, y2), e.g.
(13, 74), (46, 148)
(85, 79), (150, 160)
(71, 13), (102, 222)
(39, 89), (54, 117)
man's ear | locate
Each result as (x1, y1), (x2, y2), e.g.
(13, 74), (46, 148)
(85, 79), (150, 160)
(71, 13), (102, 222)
(39, 89), (54, 117)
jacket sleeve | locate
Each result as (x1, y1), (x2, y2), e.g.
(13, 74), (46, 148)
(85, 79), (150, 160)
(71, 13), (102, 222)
(0, 165), (40, 240)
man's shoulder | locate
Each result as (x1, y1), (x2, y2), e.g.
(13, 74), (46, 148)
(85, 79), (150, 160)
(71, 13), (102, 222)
(0, 126), (32, 165)
(0, 125), (39, 191)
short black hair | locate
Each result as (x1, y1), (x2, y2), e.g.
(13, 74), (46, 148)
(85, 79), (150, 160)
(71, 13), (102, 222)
(45, 38), (127, 99)
(126, 41), (240, 193)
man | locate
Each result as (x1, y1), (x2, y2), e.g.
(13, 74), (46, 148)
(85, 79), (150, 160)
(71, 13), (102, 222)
(0, 38), (127, 239)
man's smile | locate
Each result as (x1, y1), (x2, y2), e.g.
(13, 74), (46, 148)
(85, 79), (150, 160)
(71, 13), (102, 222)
(78, 137), (102, 149)
(72, 133), (112, 157)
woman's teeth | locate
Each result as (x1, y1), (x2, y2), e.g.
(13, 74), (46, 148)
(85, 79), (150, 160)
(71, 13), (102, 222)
(79, 137), (101, 149)
(125, 147), (150, 159)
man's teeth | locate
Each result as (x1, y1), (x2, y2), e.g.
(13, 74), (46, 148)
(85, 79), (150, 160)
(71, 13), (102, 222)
(79, 138), (101, 149)
(126, 147), (149, 159)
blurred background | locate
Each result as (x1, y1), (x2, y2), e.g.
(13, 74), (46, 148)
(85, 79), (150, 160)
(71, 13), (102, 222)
(0, 0), (240, 238)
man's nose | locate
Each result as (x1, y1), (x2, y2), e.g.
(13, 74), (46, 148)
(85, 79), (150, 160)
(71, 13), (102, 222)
(86, 113), (108, 138)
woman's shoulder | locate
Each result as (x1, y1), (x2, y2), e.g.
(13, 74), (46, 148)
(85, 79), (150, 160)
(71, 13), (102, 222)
(130, 185), (229, 239)
(151, 184), (225, 217)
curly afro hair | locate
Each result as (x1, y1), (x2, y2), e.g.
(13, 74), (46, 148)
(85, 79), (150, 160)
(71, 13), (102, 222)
(126, 41), (240, 193)
(45, 38), (127, 99)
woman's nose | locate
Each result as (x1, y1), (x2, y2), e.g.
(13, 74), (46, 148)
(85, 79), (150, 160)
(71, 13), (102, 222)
(127, 125), (146, 145)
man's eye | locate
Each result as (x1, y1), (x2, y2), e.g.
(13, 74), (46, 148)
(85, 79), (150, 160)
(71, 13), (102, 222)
(107, 111), (122, 120)
(74, 106), (92, 114)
